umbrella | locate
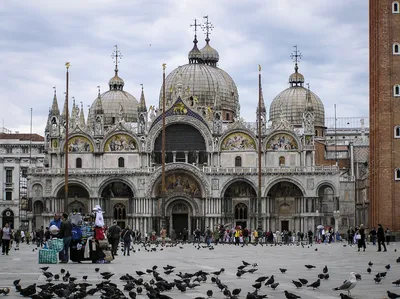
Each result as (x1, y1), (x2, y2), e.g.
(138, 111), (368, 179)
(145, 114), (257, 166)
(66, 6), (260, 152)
(317, 225), (324, 229)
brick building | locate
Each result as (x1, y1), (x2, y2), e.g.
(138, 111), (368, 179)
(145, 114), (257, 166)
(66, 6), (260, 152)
(369, 0), (400, 231)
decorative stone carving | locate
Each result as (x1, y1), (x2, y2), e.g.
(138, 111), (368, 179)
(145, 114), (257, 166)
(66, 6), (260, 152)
(212, 178), (219, 190)
(172, 203), (189, 213)
(307, 178), (314, 190)
(33, 184), (43, 197)
(45, 179), (52, 194)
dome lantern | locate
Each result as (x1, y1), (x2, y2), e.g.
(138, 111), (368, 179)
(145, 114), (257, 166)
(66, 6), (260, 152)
(109, 45), (124, 91)
(289, 45), (304, 86)
(188, 18), (202, 64)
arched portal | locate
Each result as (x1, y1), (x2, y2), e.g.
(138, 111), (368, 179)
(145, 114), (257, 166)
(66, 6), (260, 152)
(224, 180), (257, 229)
(153, 124), (207, 165)
(165, 199), (193, 240)
(2, 209), (14, 229)
(113, 203), (127, 229)
(267, 181), (303, 232)
(318, 184), (335, 226)
(101, 182), (133, 198)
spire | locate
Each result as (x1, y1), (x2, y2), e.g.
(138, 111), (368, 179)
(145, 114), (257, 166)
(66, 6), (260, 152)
(109, 45), (125, 91)
(70, 97), (76, 125)
(289, 45), (305, 86)
(94, 86), (104, 114)
(138, 84), (147, 112)
(51, 86), (60, 115)
(79, 102), (86, 127)
(257, 86), (266, 113)
(188, 18), (202, 64)
(61, 91), (69, 119)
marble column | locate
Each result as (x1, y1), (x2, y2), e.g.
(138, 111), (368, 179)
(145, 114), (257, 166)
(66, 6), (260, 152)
(172, 151), (177, 163)
(184, 151), (189, 163)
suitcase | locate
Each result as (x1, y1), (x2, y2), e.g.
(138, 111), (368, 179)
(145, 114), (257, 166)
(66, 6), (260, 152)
(39, 249), (58, 264)
(48, 238), (64, 252)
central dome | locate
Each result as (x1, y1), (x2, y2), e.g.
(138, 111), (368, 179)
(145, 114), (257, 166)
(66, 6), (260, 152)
(160, 36), (239, 118)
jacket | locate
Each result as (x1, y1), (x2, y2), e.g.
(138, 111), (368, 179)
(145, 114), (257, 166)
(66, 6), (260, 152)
(59, 220), (73, 238)
(377, 227), (385, 241)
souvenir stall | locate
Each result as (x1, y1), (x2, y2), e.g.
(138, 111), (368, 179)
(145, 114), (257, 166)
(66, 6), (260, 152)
(70, 205), (114, 263)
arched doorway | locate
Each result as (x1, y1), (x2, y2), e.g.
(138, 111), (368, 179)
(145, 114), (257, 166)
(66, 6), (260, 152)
(224, 180), (257, 229)
(169, 201), (190, 240)
(318, 184), (335, 226)
(153, 124), (207, 165)
(33, 201), (44, 229)
(68, 200), (85, 214)
(267, 181), (303, 232)
(2, 209), (14, 229)
(101, 182), (133, 198)
(113, 203), (127, 229)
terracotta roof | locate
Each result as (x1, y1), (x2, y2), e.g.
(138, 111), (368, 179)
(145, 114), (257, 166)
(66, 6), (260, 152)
(0, 133), (44, 141)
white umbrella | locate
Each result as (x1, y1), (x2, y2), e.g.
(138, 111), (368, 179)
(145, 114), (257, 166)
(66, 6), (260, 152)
(317, 225), (324, 229)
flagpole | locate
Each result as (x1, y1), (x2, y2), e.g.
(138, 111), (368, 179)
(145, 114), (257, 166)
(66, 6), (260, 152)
(64, 62), (70, 214)
(257, 65), (262, 229)
(161, 63), (166, 229)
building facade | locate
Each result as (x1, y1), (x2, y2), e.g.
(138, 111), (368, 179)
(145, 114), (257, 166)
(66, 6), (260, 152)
(0, 130), (44, 229)
(27, 26), (357, 237)
(369, 0), (400, 231)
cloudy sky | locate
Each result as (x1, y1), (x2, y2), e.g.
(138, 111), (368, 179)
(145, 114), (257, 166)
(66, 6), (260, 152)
(0, 0), (368, 135)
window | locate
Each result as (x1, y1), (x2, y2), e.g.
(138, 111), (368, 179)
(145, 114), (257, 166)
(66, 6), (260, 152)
(394, 85), (400, 96)
(235, 203), (248, 219)
(394, 43), (400, 54)
(395, 168), (400, 180)
(226, 113), (230, 121)
(315, 130), (318, 136)
(22, 147), (29, 154)
(235, 156), (242, 167)
(5, 192), (12, 201)
(112, 117), (116, 124)
(279, 156), (285, 166)
(6, 148), (12, 154)
(395, 126), (400, 138)
(393, 1), (399, 13)
(118, 157), (125, 168)
(76, 158), (82, 168)
(6, 169), (12, 183)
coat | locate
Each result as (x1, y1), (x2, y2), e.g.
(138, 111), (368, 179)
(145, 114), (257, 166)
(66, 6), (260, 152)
(377, 227), (385, 241)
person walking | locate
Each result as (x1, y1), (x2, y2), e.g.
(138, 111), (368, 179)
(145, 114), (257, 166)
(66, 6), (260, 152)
(377, 224), (387, 252)
(59, 213), (73, 263)
(107, 221), (121, 256)
(36, 226), (44, 248)
(369, 227), (377, 246)
(1, 223), (12, 255)
(386, 228), (391, 245)
(121, 226), (134, 256)
(160, 227), (167, 246)
(357, 224), (366, 252)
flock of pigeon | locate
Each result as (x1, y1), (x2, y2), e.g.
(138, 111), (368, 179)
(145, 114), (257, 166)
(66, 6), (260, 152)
(2, 240), (400, 298)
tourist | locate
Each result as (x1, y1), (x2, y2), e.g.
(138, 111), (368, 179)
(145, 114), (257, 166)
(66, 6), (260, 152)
(308, 229), (313, 244)
(385, 228), (391, 245)
(121, 226), (134, 256)
(1, 223), (12, 255)
(243, 227), (249, 245)
(357, 224), (366, 252)
(59, 213), (73, 263)
(14, 230), (21, 250)
(182, 228), (188, 242)
(377, 224), (387, 252)
(253, 229), (259, 243)
(369, 227), (377, 245)
(205, 227), (212, 246)
(160, 227), (167, 245)
(107, 221), (121, 256)
(193, 228), (201, 243)
(36, 226), (44, 248)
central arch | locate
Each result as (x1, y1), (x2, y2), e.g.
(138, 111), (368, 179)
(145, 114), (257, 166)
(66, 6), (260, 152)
(165, 197), (196, 240)
(267, 181), (304, 233)
(153, 123), (207, 164)
(56, 183), (90, 214)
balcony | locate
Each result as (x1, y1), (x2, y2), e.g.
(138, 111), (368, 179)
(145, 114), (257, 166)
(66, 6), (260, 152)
(29, 167), (156, 176)
(202, 165), (339, 175)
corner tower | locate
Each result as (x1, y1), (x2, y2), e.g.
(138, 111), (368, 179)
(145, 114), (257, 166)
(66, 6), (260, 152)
(370, 0), (400, 231)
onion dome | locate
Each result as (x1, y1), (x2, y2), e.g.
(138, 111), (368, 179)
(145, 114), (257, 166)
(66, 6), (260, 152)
(200, 36), (219, 67)
(188, 35), (202, 64)
(269, 64), (325, 128)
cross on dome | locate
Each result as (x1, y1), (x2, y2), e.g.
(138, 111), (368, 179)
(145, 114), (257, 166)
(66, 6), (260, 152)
(111, 45), (123, 74)
(201, 15), (214, 43)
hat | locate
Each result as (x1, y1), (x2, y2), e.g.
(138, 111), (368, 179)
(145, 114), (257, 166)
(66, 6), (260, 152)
(113, 220), (117, 224)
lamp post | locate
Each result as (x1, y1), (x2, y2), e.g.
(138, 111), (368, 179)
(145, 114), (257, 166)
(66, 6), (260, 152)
(64, 62), (70, 213)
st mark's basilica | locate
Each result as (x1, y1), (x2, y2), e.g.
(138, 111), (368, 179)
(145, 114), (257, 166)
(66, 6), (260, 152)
(27, 21), (353, 237)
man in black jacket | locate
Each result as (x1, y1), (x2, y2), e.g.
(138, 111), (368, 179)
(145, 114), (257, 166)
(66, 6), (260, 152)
(377, 223), (387, 252)
(59, 213), (73, 263)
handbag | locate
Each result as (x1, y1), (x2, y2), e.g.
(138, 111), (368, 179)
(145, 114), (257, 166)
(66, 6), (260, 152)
(355, 234), (361, 240)
(39, 249), (58, 264)
(98, 239), (109, 250)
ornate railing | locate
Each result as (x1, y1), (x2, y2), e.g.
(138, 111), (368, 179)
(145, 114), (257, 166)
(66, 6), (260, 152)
(202, 165), (339, 174)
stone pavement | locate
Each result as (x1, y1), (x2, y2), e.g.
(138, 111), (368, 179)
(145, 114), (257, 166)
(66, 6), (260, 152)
(0, 240), (399, 299)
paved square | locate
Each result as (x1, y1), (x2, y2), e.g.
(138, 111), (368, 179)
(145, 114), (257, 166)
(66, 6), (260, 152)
(0, 241), (399, 298)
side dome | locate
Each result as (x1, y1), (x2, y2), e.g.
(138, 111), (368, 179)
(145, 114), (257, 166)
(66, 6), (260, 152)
(269, 86), (325, 128)
(88, 71), (138, 126)
(160, 63), (239, 116)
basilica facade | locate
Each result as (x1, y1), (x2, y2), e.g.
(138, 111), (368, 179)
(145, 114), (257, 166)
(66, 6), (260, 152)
(28, 29), (354, 237)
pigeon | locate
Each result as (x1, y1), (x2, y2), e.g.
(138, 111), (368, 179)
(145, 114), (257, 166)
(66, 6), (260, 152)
(367, 267), (371, 274)
(252, 282), (262, 290)
(368, 261), (373, 266)
(242, 261), (251, 266)
(265, 275), (274, 286)
(393, 279), (400, 286)
(255, 276), (269, 283)
(333, 272), (358, 296)
(292, 280), (302, 288)
(298, 278), (308, 285)
(40, 267), (49, 271)
(307, 279), (320, 289)
(232, 288), (241, 295)
(388, 291), (400, 299)
(324, 273), (329, 280)
(339, 293), (354, 299)
(374, 277), (381, 283)
(323, 265), (328, 273)
(206, 290), (213, 297)
(284, 290), (301, 298)
(95, 268), (100, 272)
(0, 288), (10, 295)
(279, 268), (287, 273)
(136, 271), (146, 276)
(271, 282), (279, 290)
(386, 264), (391, 270)
(397, 257), (400, 263)
(305, 264), (316, 269)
